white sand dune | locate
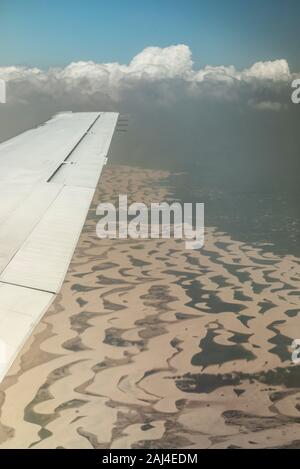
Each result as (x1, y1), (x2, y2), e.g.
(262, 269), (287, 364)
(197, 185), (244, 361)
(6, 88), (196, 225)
(0, 165), (299, 449)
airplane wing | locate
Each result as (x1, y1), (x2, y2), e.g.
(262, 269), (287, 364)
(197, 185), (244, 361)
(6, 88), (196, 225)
(0, 111), (118, 381)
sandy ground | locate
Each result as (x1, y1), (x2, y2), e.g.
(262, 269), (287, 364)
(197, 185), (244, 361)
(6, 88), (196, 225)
(0, 164), (300, 449)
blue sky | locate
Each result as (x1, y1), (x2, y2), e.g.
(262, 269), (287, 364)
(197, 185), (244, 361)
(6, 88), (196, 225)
(1, 0), (300, 70)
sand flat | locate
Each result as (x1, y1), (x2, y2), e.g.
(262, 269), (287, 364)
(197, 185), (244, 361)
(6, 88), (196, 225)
(0, 164), (299, 449)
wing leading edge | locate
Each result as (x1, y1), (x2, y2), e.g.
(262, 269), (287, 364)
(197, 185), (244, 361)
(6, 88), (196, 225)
(0, 111), (118, 382)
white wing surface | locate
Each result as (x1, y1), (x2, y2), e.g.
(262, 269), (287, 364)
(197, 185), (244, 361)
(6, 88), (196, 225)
(0, 111), (118, 381)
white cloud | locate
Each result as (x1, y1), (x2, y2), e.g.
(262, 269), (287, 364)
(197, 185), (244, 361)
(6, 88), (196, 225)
(0, 44), (296, 107)
(129, 44), (193, 79)
(241, 59), (290, 82)
(192, 64), (238, 83)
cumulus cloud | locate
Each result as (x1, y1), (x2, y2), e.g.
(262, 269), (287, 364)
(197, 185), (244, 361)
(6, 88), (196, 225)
(241, 59), (291, 82)
(0, 44), (297, 109)
(129, 44), (193, 79)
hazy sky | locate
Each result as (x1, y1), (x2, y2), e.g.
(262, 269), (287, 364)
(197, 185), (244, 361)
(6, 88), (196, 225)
(0, 1), (300, 255)
(1, 0), (300, 70)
